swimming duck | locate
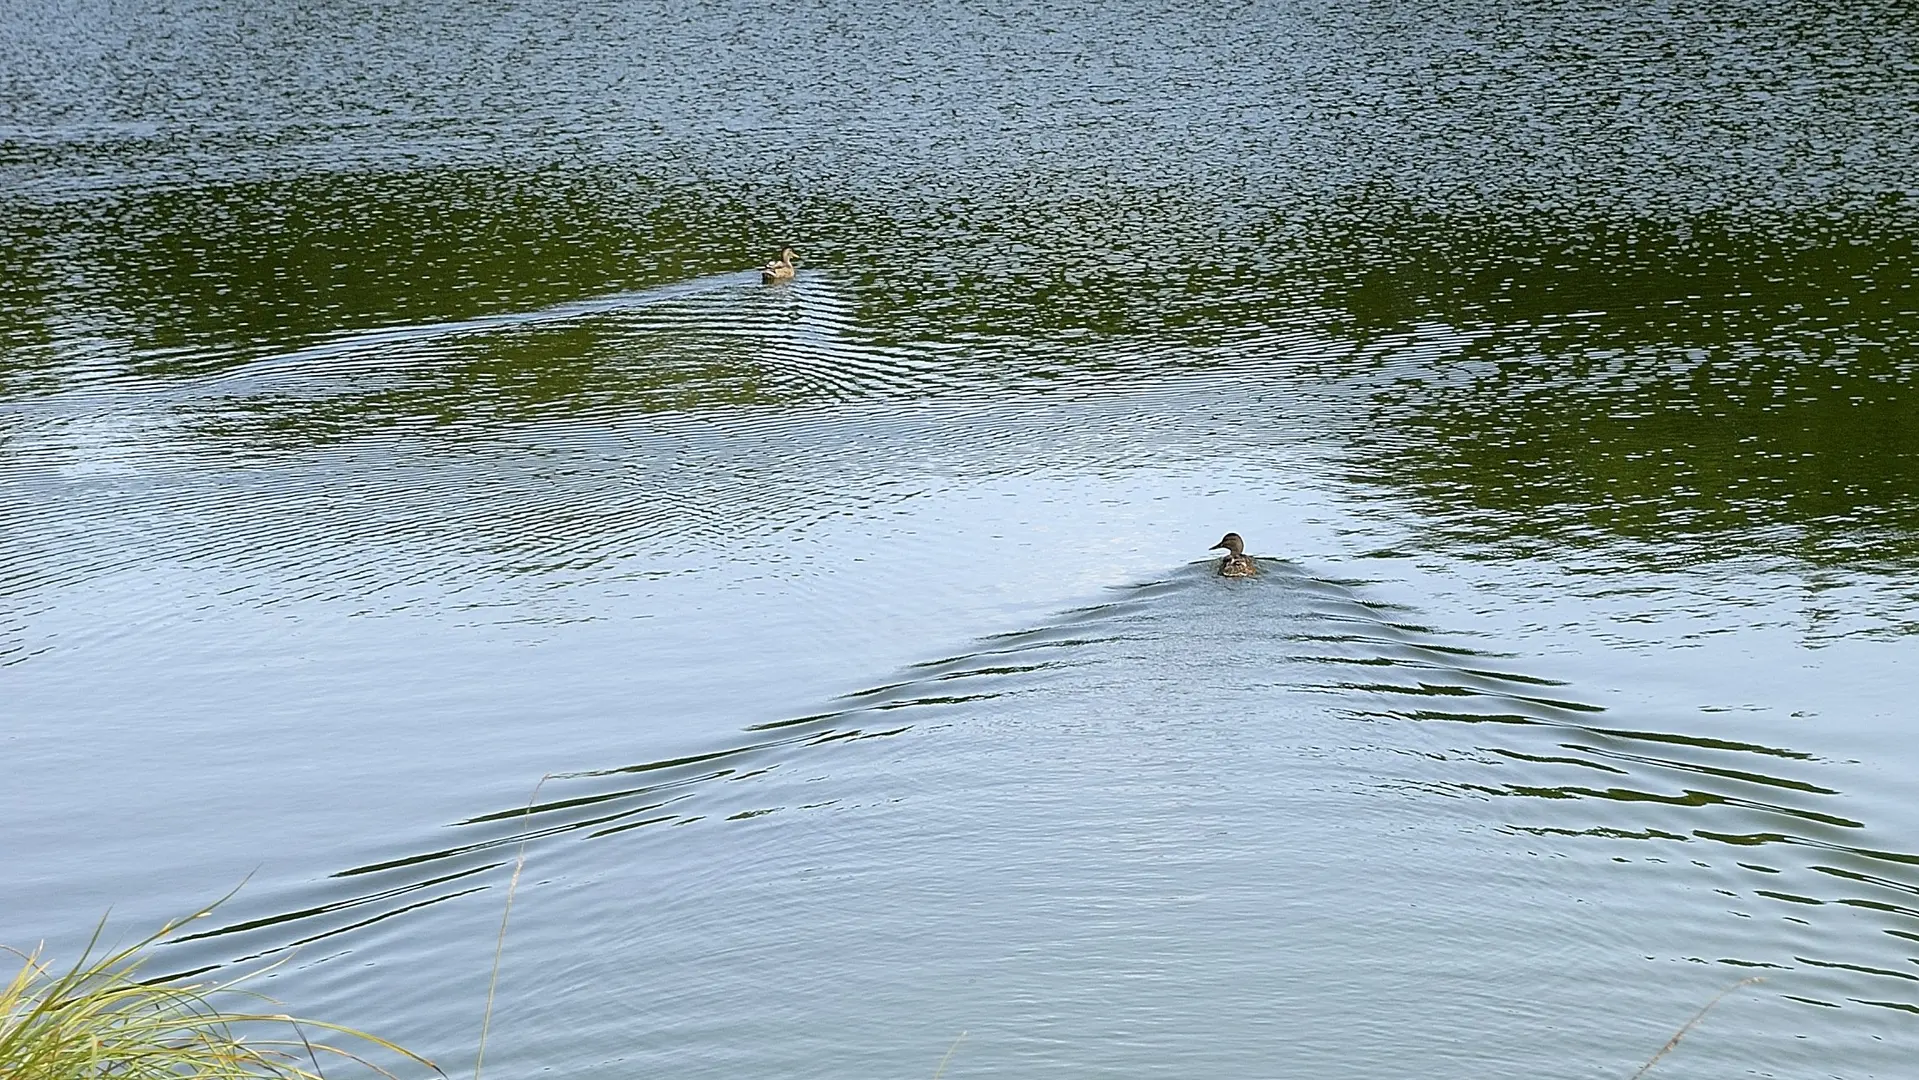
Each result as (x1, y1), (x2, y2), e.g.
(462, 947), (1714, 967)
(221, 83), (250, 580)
(1211, 532), (1257, 577)
(761, 248), (800, 284)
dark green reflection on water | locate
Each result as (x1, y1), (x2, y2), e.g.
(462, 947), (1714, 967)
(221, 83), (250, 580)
(4, 156), (1917, 573)
(186, 320), (782, 448)
(1322, 205), (1919, 566)
(0, 218), (54, 390)
(4, 166), (779, 374)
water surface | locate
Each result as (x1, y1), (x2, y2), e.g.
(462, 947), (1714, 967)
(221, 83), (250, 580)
(3, 1), (1917, 1077)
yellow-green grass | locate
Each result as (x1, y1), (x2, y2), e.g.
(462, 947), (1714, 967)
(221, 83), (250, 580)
(2, 904), (436, 1080)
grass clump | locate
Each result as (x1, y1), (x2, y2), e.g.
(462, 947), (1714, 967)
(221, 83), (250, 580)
(1, 904), (435, 1080)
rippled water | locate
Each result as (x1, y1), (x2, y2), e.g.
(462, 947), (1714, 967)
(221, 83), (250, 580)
(4, 0), (1917, 1077)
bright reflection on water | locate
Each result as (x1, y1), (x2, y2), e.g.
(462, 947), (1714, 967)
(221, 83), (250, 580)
(2, 0), (1917, 1076)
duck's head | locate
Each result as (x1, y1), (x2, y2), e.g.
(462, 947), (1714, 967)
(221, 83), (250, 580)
(1211, 532), (1245, 556)
(781, 247), (801, 264)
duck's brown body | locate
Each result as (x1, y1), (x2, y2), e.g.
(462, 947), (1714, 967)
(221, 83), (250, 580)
(761, 247), (800, 283)
(1211, 532), (1257, 577)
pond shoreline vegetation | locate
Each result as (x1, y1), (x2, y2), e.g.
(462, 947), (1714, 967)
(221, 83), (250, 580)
(0, 899), (438, 1080)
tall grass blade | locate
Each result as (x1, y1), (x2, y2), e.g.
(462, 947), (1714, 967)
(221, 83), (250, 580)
(1628, 976), (1765, 1079)
(474, 774), (551, 1080)
(930, 1030), (967, 1080)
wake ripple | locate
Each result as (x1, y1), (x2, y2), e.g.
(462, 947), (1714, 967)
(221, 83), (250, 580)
(151, 562), (1919, 1022)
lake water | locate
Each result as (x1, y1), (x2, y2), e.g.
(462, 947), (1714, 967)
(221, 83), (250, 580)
(3, 1), (1917, 1077)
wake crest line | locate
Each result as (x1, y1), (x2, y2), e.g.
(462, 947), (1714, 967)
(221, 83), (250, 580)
(161, 574), (1199, 968)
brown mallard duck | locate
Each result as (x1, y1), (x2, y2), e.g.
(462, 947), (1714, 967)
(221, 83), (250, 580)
(1211, 532), (1257, 577)
(761, 248), (800, 284)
